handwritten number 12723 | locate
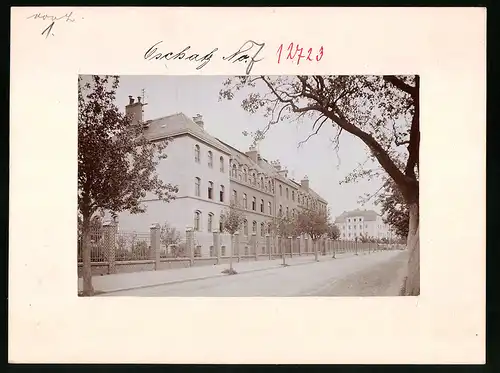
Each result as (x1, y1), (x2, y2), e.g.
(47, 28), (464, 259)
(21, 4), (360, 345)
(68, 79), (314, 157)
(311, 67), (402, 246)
(276, 43), (324, 65)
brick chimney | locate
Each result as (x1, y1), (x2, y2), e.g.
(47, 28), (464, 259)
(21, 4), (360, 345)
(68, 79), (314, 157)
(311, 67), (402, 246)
(193, 114), (204, 129)
(245, 145), (258, 163)
(126, 95), (144, 126)
(301, 175), (309, 190)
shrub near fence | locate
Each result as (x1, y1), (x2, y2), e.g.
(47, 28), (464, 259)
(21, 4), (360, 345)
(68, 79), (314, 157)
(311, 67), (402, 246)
(77, 222), (404, 277)
(115, 231), (151, 261)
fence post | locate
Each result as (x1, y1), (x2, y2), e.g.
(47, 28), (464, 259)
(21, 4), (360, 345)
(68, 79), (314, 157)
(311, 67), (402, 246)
(288, 236), (293, 260)
(266, 234), (271, 260)
(297, 236), (301, 256)
(186, 227), (194, 267)
(234, 231), (240, 262)
(103, 221), (116, 274)
(150, 223), (161, 270)
(213, 230), (221, 265)
(304, 236), (309, 254)
(251, 232), (258, 260)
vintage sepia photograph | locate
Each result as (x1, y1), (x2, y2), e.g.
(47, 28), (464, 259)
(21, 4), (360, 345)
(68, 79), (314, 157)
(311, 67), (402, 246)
(78, 75), (419, 297)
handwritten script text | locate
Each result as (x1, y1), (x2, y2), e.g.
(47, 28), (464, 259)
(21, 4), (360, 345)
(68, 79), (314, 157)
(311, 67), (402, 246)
(144, 40), (265, 75)
(27, 11), (76, 39)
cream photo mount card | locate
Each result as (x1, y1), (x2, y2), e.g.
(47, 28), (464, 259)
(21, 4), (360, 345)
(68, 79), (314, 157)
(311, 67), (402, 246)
(10, 7), (485, 364)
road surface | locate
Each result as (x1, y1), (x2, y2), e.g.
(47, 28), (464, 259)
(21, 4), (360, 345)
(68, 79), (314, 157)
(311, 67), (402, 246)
(102, 250), (408, 297)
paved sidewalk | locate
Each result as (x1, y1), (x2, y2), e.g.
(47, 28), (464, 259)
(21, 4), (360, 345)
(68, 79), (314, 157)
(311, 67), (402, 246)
(78, 252), (358, 294)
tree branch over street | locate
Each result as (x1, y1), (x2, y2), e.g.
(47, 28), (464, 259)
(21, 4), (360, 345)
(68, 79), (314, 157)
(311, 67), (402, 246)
(219, 75), (420, 295)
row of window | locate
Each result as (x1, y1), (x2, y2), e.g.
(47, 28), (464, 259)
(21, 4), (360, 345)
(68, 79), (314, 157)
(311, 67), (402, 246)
(231, 163), (275, 194)
(194, 145), (226, 173)
(194, 178), (225, 202)
(341, 232), (391, 238)
(193, 177), (312, 220)
(229, 162), (323, 211)
(193, 210), (271, 236)
(342, 224), (368, 230)
(193, 143), (325, 212)
(232, 191), (272, 215)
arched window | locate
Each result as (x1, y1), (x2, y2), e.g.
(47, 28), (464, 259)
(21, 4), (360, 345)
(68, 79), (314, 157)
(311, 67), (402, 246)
(243, 193), (247, 209)
(268, 180), (271, 192)
(260, 176), (264, 188)
(208, 213), (213, 232)
(243, 220), (248, 236)
(267, 223), (272, 234)
(292, 191), (295, 201)
(268, 201), (272, 215)
(252, 221), (257, 234)
(207, 151), (213, 168)
(260, 223), (265, 237)
(220, 156), (224, 172)
(279, 185), (282, 196)
(232, 190), (237, 203)
(194, 211), (201, 231)
(232, 164), (237, 177)
(252, 197), (256, 211)
(286, 188), (289, 199)
(279, 205), (283, 216)
(286, 206), (289, 217)
(194, 144), (200, 163)
(243, 168), (248, 182)
(260, 199), (264, 213)
(219, 185), (224, 202)
(208, 181), (213, 200)
(252, 172), (256, 185)
(195, 177), (201, 197)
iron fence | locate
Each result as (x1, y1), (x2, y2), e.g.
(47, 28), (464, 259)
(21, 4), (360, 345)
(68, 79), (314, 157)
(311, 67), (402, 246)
(115, 231), (151, 261)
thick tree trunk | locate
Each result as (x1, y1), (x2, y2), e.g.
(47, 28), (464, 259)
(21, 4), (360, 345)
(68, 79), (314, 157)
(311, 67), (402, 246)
(81, 213), (94, 296)
(402, 203), (420, 296)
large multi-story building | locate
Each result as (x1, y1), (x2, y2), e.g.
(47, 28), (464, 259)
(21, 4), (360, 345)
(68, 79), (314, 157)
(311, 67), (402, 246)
(334, 209), (394, 241)
(111, 95), (328, 256)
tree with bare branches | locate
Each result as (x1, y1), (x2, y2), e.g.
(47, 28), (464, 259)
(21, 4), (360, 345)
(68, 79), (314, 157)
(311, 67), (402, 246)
(219, 75), (419, 295)
(78, 75), (178, 295)
(220, 202), (246, 274)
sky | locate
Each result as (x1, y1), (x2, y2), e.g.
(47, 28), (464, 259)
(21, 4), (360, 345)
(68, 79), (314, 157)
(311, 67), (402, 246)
(114, 75), (384, 219)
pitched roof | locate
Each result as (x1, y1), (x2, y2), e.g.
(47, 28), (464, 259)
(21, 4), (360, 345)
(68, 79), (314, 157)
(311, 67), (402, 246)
(335, 209), (379, 223)
(141, 111), (328, 204)
(142, 113), (232, 155)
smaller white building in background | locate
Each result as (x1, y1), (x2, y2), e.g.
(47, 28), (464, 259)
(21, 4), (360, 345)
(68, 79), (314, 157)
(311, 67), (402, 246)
(335, 209), (393, 241)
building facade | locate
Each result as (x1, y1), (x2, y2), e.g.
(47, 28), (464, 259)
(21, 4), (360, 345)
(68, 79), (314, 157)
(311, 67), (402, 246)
(334, 209), (393, 241)
(110, 95), (328, 257)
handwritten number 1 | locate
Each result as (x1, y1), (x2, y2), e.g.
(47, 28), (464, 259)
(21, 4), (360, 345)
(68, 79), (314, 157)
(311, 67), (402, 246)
(41, 21), (54, 39)
(277, 43), (283, 63)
